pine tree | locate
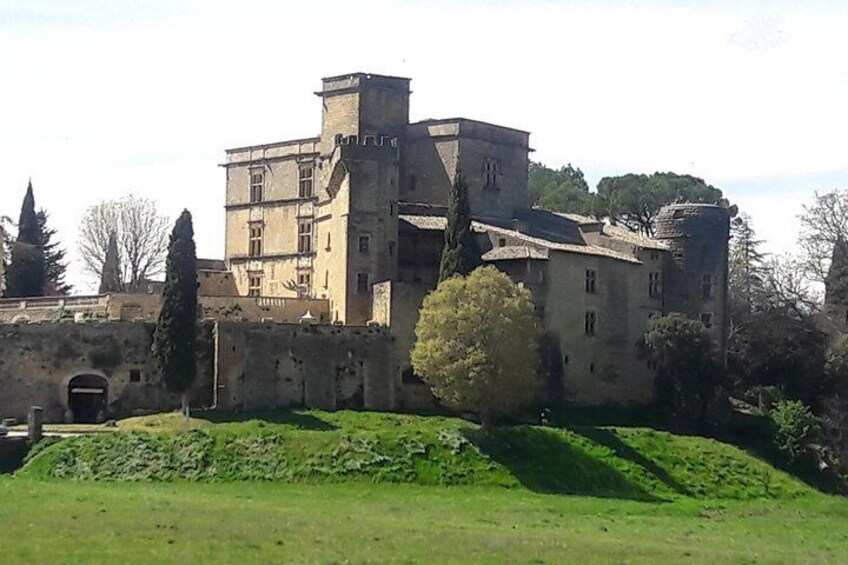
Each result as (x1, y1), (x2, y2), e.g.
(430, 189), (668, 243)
(439, 169), (482, 281)
(4, 180), (46, 298)
(152, 210), (198, 418)
(37, 210), (71, 295)
(99, 231), (122, 293)
(729, 213), (768, 311)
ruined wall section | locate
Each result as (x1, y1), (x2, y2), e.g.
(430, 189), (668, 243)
(214, 322), (394, 412)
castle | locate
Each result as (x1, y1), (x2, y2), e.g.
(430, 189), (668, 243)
(222, 72), (730, 406)
(0, 72), (730, 423)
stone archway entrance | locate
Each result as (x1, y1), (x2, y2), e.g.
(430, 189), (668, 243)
(66, 373), (109, 423)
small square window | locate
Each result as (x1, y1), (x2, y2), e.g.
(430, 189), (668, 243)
(248, 224), (263, 257)
(358, 235), (371, 253)
(584, 311), (596, 336)
(249, 168), (264, 203)
(129, 369), (141, 383)
(585, 270), (596, 293)
(356, 272), (370, 294)
(298, 222), (313, 253)
(299, 165), (314, 198)
(498, 238), (506, 247)
(701, 274), (713, 299)
(649, 272), (661, 298)
(248, 275), (261, 297)
(700, 312), (714, 328)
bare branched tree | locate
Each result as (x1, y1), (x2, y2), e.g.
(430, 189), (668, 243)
(798, 189), (848, 282)
(78, 196), (169, 292)
(762, 253), (822, 319)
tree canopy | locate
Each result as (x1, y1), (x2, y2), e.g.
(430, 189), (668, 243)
(412, 266), (541, 427)
(78, 195), (169, 292)
(528, 162), (729, 236)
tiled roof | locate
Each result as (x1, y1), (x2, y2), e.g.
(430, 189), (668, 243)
(398, 214), (642, 264)
(600, 224), (670, 250)
(482, 246), (550, 261)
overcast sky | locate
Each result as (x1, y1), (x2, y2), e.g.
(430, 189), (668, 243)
(2, 0), (847, 293)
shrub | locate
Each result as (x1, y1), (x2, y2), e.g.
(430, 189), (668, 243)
(770, 400), (820, 461)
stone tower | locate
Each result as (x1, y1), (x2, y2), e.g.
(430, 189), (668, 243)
(315, 74), (409, 324)
(654, 204), (731, 358)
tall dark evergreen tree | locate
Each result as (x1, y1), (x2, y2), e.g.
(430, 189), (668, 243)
(439, 169), (482, 281)
(5, 180), (46, 298)
(99, 232), (122, 294)
(152, 210), (198, 416)
(37, 210), (71, 295)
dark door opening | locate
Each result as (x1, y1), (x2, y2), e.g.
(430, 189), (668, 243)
(67, 374), (108, 423)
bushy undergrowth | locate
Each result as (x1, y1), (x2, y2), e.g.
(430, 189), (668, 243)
(19, 410), (814, 500)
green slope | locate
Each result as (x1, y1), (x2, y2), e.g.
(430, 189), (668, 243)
(20, 410), (813, 500)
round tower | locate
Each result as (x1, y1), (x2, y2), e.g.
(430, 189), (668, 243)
(654, 204), (730, 359)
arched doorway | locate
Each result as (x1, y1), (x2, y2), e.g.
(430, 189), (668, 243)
(66, 373), (109, 423)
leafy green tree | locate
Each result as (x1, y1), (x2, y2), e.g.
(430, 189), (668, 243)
(152, 210), (198, 417)
(412, 266), (541, 427)
(439, 169), (482, 281)
(798, 189), (848, 283)
(37, 210), (71, 295)
(645, 314), (725, 431)
(5, 181), (46, 298)
(528, 161), (595, 215)
(596, 172), (728, 236)
(770, 400), (820, 462)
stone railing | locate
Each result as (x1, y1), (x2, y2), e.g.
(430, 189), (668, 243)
(0, 295), (109, 311)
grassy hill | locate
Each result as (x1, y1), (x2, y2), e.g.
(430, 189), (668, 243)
(20, 410), (813, 501)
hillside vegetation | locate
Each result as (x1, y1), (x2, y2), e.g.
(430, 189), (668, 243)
(20, 410), (814, 501)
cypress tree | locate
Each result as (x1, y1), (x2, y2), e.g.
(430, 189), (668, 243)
(37, 210), (72, 295)
(99, 231), (123, 294)
(5, 180), (46, 297)
(439, 169), (482, 281)
(152, 210), (198, 417)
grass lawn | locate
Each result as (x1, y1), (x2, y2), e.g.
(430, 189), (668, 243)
(1, 478), (847, 564)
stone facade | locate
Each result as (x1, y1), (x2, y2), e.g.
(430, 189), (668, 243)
(0, 320), (423, 424)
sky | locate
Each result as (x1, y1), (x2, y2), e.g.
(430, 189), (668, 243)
(1, 0), (847, 293)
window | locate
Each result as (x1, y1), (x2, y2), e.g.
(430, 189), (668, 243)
(483, 158), (499, 189)
(650, 250), (659, 261)
(356, 272), (370, 294)
(326, 232), (331, 251)
(589, 362), (595, 374)
(585, 269), (596, 293)
(647, 358), (658, 371)
(129, 369), (141, 383)
(298, 222), (313, 253)
(389, 201), (396, 216)
(358, 234), (371, 253)
(700, 312), (714, 329)
(498, 237), (506, 247)
(584, 311), (596, 336)
(649, 272), (661, 297)
(702, 274), (713, 298)
(298, 272), (311, 287)
(249, 168), (264, 203)
(299, 165), (314, 198)
(388, 241), (396, 256)
(324, 269), (329, 289)
(248, 275), (261, 297)
(248, 224), (263, 257)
